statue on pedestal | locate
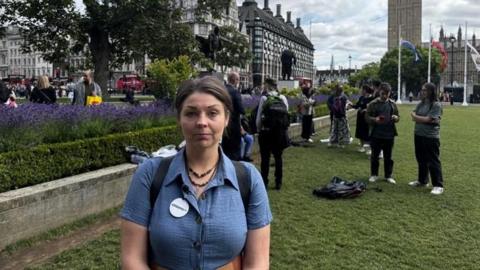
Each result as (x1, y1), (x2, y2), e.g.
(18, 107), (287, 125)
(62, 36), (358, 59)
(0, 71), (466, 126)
(196, 26), (222, 62)
(281, 49), (296, 80)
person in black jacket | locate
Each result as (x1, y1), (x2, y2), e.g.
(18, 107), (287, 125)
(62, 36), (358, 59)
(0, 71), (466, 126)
(30, 75), (57, 104)
(0, 79), (9, 105)
(221, 72), (245, 161)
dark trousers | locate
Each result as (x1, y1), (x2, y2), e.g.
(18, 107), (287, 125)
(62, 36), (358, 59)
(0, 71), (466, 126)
(415, 135), (443, 187)
(370, 137), (394, 178)
(259, 131), (284, 187)
(301, 115), (313, 139)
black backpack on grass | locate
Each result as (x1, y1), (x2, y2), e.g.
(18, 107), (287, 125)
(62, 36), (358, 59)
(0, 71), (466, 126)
(312, 176), (366, 199)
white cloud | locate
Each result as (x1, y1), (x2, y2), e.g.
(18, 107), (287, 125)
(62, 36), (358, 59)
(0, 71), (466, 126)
(237, 0), (479, 71)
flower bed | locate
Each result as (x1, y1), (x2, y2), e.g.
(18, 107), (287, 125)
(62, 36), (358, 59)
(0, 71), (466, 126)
(0, 101), (175, 153)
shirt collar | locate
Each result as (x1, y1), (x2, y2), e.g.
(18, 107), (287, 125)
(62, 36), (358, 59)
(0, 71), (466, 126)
(163, 148), (239, 191)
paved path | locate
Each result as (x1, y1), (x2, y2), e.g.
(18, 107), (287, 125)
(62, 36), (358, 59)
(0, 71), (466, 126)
(0, 216), (120, 270)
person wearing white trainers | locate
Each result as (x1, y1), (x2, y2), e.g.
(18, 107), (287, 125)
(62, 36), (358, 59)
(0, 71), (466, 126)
(365, 83), (399, 185)
(410, 83), (444, 195)
(352, 85), (374, 154)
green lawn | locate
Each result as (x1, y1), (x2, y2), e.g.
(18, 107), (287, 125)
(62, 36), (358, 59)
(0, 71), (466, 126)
(31, 105), (480, 269)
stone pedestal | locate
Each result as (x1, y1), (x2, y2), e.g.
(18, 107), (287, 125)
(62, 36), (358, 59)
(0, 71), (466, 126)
(277, 80), (299, 90)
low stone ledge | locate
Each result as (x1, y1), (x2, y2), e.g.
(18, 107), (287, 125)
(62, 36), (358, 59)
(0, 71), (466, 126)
(0, 164), (137, 250)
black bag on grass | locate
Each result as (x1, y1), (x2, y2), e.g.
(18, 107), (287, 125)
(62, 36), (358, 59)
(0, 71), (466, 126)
(313, 176), (367, 199)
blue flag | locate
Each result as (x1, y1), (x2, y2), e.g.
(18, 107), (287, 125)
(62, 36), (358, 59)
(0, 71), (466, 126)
(401, 40), (422, 62)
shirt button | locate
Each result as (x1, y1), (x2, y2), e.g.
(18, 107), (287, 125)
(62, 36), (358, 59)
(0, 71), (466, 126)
(193, 241), (201, 250)
(201, 193), (207, 200)
(195, 215), (202, 224)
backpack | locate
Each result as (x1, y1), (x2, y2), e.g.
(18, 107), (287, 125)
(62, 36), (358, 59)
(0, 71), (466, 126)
(332, 96), (346, 117)
(248, 104), (259, 134)
(261, 95), (290, 130)
(312, 176), (367, 199)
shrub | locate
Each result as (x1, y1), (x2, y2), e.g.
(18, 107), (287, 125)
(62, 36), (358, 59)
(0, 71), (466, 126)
(147, 55), (197, 99)
(0, 125), (182, 193)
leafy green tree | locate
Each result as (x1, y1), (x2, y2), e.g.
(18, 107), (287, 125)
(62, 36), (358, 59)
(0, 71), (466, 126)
(147, 55), (197, 99)
(1, 0), (230, 94)
(348, 62), (380, 87)
(379, 47), (442, 97)
(215, 25), (252, 73)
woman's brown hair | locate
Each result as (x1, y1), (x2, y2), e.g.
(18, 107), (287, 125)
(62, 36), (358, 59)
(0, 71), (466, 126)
(175, 76), (233, 118)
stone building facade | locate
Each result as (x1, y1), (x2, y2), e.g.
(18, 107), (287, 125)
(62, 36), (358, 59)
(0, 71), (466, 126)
(388, 0), (422, 50)
(239, 0), (314, 87)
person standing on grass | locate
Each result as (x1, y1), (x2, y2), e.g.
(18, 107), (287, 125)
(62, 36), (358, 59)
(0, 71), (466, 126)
(365, 82), (400, 184)
(409, 83), (444, 195)
(352, 85), (374, 153)
(299, 83), (316, 143)
(328, 84), (352, 148)
(120, 76), (271, 270)
(222, 72), (245, 161)
(256, 78), (290, 190)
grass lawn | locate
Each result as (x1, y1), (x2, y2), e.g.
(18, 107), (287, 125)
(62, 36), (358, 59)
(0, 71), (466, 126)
(31, 105), (480, 269)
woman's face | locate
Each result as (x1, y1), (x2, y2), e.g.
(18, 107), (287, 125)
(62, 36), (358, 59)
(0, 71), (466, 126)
(179, 92), (229, 150)
(379, 89), (390, 101)
(420, 87), (429, 100)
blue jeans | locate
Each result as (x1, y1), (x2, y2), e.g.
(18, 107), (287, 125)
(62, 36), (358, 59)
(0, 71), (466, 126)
(240, 133), (254, 158)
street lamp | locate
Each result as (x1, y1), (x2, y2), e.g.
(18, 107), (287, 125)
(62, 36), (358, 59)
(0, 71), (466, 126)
(449, 34), (456, 86)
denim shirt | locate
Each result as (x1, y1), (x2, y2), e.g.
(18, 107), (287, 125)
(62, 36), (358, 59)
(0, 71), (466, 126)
(120, 148), (272, 270)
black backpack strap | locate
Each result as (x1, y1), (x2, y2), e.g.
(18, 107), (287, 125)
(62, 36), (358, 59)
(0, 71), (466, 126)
(150, 155), (175, 206)
(232, 161), (251, 212)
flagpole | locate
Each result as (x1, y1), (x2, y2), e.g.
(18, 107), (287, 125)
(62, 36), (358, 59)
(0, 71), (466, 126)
(397, 24), (402, 104)
(463, 21), (468, 106)
(428, 24), (432, 83)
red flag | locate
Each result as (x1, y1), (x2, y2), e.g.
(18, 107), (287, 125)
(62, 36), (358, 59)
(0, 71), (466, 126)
(432, 41), (448, 72)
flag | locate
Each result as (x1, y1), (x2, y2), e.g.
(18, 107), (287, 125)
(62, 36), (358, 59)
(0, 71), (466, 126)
(432, 41), (448, 72)
(401, 40), (422, 62)
(466, 42), (480, 71)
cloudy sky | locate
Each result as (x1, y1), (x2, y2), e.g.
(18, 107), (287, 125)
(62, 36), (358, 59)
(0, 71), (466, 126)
(236, 0), (480, 70)
(75, 0), (480, 71)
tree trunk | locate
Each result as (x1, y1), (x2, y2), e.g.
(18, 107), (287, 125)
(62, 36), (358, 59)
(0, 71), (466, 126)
(88, 27), (111, 98)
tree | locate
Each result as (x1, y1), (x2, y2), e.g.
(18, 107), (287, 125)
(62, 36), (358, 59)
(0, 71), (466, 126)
(215, 25), (252, 73)
(1, 0), (231, 94)
(379, 47), (442, 97)
(348, 62), (380, 87)
(147, 55), (197, 100)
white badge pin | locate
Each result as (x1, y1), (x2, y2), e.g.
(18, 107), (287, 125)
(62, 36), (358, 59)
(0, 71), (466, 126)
(169, 198), (189, 218)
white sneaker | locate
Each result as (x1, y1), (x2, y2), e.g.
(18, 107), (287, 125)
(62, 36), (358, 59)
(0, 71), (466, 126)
(408, 180), (429, 187)
(307, 138), (314, 143)
(357, 147), (366, 153)
(386, 177), (396, 184)
(431, 187), (444, 195)
(369, 176), (378, 182)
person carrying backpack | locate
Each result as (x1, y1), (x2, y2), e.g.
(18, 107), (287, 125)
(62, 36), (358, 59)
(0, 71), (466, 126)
(255, 78), (290, 190)
(120, 76), (272, 270)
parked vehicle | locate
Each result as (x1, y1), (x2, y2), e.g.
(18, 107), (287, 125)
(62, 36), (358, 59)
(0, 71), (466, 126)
(115, 74), (144, 93)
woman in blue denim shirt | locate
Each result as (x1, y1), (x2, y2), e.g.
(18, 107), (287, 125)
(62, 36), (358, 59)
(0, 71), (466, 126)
(120, 76), (272, 270)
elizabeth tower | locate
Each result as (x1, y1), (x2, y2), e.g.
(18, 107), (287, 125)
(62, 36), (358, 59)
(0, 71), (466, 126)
(388, 0), (422, 50)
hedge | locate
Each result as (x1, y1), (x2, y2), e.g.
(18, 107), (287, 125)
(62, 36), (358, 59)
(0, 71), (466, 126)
(0, 125), (182, 193)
